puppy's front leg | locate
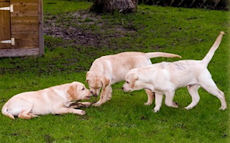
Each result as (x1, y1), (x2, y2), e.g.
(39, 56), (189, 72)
(70, 102), (92, 108)
(93, 85), (112, 107)
(54, 107), (86, 115)
(144, 89), (154, 105)
(153, 93), (163, 113)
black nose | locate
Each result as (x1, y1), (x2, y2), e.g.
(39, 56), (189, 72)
(93, 94), (97, 97)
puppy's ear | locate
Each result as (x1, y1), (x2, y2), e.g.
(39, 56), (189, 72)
(86, 72), (90, 83)
(86, 72), (91, 78)
(86, 72), (89, 77)
(67, 85), (78, 100)
(101, 77), (110, 89)
(131, 74), (138, 88)
(86, 79), (89, 84)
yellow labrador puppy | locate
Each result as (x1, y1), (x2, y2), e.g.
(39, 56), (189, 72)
(87, 51), (181, 106)
(123, 32), (226, 112)
(2, 82), (92, 119)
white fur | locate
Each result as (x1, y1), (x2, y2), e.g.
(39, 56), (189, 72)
(123, 32), (226, 112)
(86, 52), (181, 106)
(2, 82), (92, 119)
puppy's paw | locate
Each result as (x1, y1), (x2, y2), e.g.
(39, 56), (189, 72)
(166, 104), (178, 108)
(79, 102), (92, 107)
(32, 114), (39, 118)
(144, 102), (152, 106)
(78, 110), (86, 116)
(185, 106), (192, 110)
(92, 102), (102, 107)
(219, 106), (227, 110)
(153, 107), (160, 113)
(172, 102), (179, 108)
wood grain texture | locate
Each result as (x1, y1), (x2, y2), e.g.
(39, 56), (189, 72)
(0, 48), (39, 57)
(0, 0), (10, 2)
(11, 23), (38, 32)
(11, 16), (38, 24)
(0, 0), (43, 56)
(0, 2), (11, 49)
(10, 0), (39, 50)
(11, 0), (37, 3)
(38, 0), (44, 55)
(14, 38), (39, 48)
(11, 3), (38, 17)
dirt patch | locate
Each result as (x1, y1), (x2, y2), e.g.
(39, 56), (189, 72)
(44, 10), (136, 48)
(0, 11), (138, 75)
(44, 134), (55, 143)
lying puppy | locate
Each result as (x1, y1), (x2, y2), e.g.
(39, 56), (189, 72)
(87, 51), (181, 106)
(2, 82), (92, 119)
(123, 32), (226, 112)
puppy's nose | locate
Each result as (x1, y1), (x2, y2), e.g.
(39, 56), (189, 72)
(93, 94), (98, 97)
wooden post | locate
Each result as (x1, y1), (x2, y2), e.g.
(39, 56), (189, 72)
(38, 0), (44, 56)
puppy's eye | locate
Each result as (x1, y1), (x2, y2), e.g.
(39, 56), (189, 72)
(126, 81), (129, 84)
(82, 87), (85, 90)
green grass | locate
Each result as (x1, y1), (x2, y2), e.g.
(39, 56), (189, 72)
(43, 0), (92, 14)
(0, 0), (229, 142)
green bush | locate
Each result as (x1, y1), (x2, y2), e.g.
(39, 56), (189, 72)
(86, 0), (229, 10)
(140, 0), (229, 10)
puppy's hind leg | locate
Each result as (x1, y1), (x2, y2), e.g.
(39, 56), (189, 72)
(93, 86), (112, 107)
(199, 73), (227, 110)
(18, 104), (37, 119)
(144, 89), (154, 106)
(185, 85), (200, 110)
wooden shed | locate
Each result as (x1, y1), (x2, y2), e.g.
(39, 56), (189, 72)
(0, 0), (43, 57)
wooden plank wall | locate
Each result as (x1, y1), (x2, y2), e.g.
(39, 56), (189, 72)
(0, 0), (43, 57)
(0, 1), (11, 49)
(11, 0), (39, 49)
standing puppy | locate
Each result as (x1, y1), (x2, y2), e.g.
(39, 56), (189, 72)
(123, 32), (226, 112)
(87, 51), (181, 106)
(2, 82), (92, 119)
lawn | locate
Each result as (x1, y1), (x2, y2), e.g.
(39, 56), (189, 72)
(0, 0), (230, 142)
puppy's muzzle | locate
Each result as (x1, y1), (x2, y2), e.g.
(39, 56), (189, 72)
(90, 91), (98, 97)
(122, 86), (128, 92)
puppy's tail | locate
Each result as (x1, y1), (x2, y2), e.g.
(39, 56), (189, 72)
(145, 52), (181, 59)
(1, 102), (14, 119)
(202, 31), (225, 67)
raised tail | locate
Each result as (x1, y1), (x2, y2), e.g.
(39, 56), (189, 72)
(145, 52), (181, 59)
(2, 102), (14, 119)
(202, 31), (225, 67)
